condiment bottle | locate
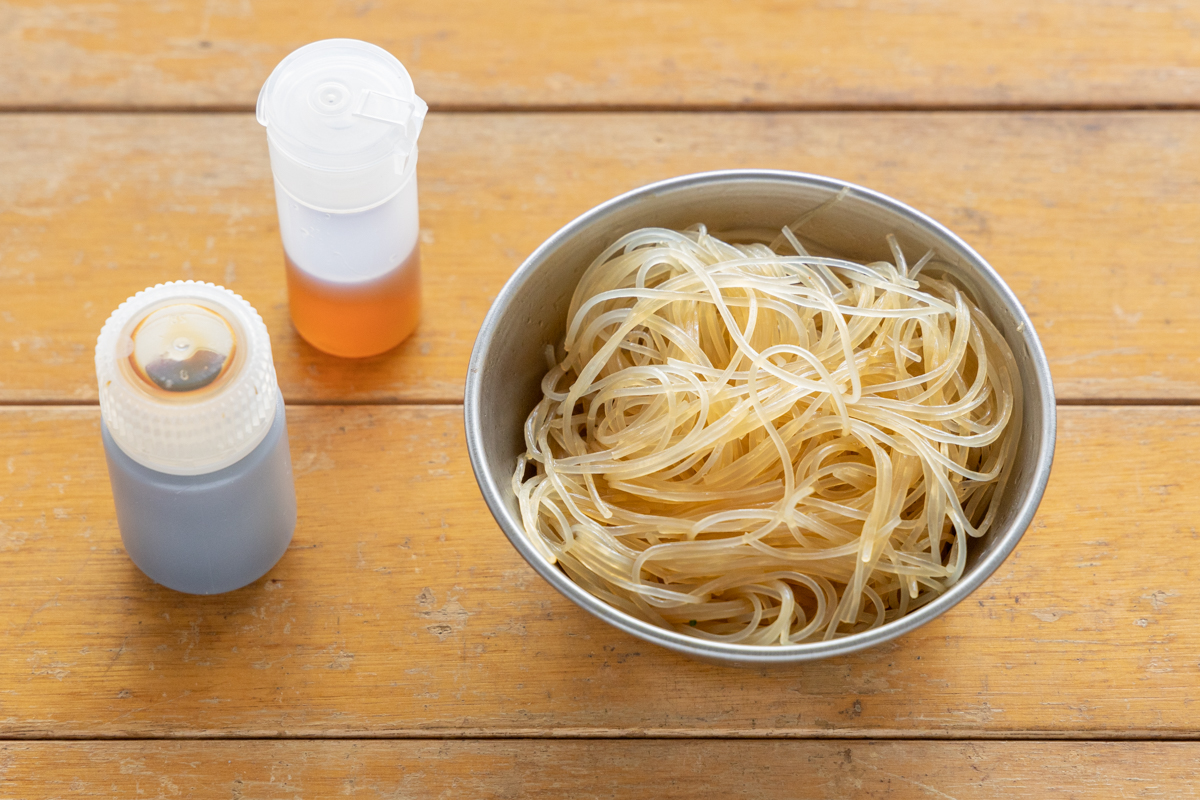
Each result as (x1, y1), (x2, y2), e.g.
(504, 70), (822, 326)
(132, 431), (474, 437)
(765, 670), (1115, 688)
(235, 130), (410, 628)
(256, 38), (428, 358)
(95, 281), (297, 594)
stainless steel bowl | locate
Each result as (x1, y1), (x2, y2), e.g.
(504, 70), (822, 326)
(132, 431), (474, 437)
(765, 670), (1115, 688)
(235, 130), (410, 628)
(465, 170), (1056, 666)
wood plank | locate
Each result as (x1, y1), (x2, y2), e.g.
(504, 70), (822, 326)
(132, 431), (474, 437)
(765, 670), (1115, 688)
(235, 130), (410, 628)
(5, 1), (1200, 109)
(2, 740), (1198, 799)
(3, 112), (1199, 403)
(1, 404), (1199, 737)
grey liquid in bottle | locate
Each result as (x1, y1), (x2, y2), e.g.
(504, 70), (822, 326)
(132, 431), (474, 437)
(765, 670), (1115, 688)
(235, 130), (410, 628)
(102, 394), (296, 595)
(95, 282), (297, 595)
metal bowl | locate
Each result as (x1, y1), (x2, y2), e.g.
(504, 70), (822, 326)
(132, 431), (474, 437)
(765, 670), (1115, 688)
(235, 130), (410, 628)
(465, 170), (1056, 666)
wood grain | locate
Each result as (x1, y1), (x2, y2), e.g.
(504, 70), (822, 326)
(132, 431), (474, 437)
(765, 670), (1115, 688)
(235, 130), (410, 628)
(3, 112), (1200, 403)
(1, 404), (1198, 738)
(5, 0), (1200, 109)
(2, 740), (1198, 799)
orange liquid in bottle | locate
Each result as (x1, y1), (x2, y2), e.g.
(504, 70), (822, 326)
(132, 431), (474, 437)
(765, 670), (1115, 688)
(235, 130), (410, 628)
(285, 248), (421, 358)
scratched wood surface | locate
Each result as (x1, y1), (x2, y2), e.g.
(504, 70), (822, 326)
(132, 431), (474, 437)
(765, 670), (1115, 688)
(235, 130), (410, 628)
(4, 111), (1200, 403)
(4, 2), (1196, 794)
(1, 404), (1196, 737)
(1, 741), (1198, 799)
(5, 0), (1200, 109)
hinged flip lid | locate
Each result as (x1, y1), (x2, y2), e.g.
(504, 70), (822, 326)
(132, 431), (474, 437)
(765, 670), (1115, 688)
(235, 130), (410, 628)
(257, 39), (427, 212)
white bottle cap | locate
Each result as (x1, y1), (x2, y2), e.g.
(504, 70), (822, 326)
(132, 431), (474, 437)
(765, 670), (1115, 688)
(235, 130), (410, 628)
(256, 38), (427, 214)
(95, 282), (280, 476)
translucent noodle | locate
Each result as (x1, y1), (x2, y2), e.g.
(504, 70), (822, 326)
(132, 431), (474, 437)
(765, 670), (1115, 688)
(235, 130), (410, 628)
(513, 224), (1021, 645)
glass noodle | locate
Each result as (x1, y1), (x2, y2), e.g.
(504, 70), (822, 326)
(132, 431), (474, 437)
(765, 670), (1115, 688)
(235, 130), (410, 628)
(513, 222), (1021, 645)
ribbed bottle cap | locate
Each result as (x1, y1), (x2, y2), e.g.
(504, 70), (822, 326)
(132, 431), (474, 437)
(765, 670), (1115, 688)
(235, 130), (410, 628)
(95, 282), (280, 476)
(256, 38), (427, 212)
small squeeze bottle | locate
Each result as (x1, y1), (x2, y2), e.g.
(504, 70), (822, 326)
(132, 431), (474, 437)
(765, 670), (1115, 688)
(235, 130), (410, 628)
(95, 282), (297, 594)
(257, 39), (428, 358)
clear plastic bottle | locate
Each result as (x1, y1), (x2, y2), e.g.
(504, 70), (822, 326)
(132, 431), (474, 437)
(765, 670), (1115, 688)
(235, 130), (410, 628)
(257, 39), (428, 358)
(95, 282), (297, 594)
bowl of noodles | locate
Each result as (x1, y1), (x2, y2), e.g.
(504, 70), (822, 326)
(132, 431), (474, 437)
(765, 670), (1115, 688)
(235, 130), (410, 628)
(465, 170), (1055, 665)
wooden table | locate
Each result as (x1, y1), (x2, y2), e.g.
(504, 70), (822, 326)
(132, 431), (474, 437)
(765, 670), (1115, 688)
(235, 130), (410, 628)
(3, 2), (1200, 796)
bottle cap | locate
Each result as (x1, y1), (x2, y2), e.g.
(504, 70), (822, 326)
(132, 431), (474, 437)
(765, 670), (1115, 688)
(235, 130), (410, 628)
(95, 282), (280, 476)
(256, 38), (427, 213)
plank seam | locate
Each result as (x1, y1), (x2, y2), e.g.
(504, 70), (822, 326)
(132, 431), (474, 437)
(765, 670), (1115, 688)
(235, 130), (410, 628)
(0, 399), (462, 408)
(1054, 398), (1200, 406)
(2, 400), (1200, 408)
(4, 732), (1200, 742)
(5, 103), (1200, 115)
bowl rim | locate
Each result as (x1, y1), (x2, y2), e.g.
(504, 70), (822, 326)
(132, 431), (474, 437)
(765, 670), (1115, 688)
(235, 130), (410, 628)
(465, 168), (1057, 664)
